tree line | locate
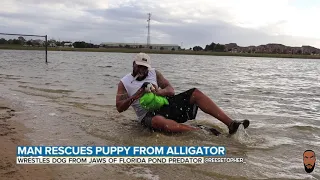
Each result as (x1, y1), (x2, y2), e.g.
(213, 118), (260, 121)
(0, 37), (176, 50)
(0, 37), (224, 52)
(192, 42), (226, 52)
(0, 37), (27, 45)
(0, 37), (100, 48)
(48, 39), (99, 48)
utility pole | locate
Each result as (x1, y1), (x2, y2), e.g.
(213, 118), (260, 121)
(147, 13), (151, 47)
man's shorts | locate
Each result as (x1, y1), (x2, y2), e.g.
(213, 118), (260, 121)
(141, 88), (199, 129)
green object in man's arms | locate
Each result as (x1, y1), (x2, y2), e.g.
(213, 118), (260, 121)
(139, 92), (169, 111)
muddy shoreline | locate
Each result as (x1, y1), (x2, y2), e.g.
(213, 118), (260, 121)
(0, 96), (162, 180)
(0, 97), (55, 180)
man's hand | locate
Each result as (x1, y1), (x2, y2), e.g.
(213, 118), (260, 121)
(150, 87), (158, 94)
(116, 81), (146, 113)
(148, 83), (170, 97)
(132, 87), (146, 100)
(153, 88), (167, 97)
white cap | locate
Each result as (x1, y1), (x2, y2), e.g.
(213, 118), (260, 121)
(134, 52), (151, 69)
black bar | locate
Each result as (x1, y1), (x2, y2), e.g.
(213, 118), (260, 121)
(45, 35), (48, 63)
(0, 33), (46, 38)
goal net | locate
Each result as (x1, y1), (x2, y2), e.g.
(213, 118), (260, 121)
(0, 33), (48, 62)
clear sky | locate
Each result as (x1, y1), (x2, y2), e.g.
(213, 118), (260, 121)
(1, 0), (320, 48)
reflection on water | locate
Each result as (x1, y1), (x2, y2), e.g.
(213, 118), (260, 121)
(0, 50), (319, 179)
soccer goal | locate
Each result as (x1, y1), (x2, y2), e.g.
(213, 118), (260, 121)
(0, 32), (48, 63)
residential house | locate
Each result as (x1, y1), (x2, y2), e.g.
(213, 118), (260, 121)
(224, 43), (238, 52)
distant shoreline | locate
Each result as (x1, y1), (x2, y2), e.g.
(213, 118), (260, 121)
(1, 45), (320, 59)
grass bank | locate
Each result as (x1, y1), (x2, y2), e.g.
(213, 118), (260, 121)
(1, 45), (320, 59)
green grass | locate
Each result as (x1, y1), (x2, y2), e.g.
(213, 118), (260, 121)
(1, 45), (320, 59)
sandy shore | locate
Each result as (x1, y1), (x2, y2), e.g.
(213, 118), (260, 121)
(0, 97), (158, 180)
(0, 97), (55, 180)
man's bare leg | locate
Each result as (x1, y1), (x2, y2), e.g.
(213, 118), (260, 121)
(150, 88), (249, 134)
(151, 115), (199, 133)
(189, 88), (249, 134)
(189, 88), (233, 126)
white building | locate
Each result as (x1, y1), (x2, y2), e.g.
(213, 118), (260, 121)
(49, 43), (57, 47)
(100, 42), (180, 51)
(63, 42), (74, 48)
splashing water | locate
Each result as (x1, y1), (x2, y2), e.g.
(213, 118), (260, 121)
(233, 125), (252, 144)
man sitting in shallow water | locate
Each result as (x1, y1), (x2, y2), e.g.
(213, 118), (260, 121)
(116, 52), (249, 134)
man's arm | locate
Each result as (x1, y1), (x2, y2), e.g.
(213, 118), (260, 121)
(154, 70), (175, 97)
(116, 81), (145, 113)
(116, 81), (133, 113)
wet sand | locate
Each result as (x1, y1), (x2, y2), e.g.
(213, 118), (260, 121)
(0, 98), (54, 180)
(0, 96), (158, 180)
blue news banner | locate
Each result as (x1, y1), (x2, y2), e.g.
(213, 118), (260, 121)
(16, 146), (245, 164)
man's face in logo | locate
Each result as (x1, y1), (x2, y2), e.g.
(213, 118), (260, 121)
(303, 150), (316, 173)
